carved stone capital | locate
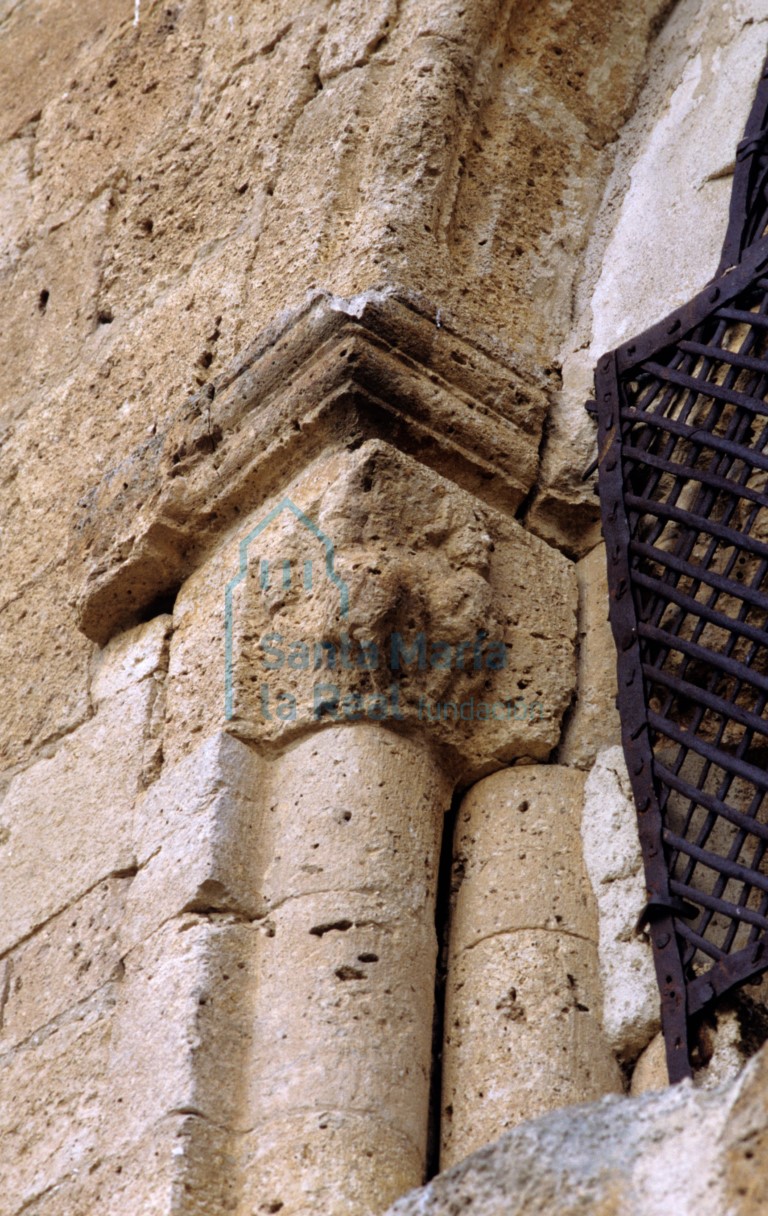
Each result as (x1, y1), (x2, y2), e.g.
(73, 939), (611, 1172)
(164, 441), (576, 780)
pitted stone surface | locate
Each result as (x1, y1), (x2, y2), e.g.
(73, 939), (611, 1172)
(238, 725), (449, 1214)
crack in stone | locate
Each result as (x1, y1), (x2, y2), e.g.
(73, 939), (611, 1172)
(0, 861), (143, 963)
(461, 924), (596, 953)
(0, 956), (11, 1032)
(0, 976), (122, 1060)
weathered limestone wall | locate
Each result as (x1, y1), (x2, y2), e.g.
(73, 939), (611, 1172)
(3, 0), (768, 1214)
(0, 0), (669, 780)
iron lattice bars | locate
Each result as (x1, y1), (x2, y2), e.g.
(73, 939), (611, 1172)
(594, 53), (768, 1080)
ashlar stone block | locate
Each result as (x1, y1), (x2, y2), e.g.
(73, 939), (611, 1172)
(558, 542), (621, 770)
(0, 681), (153, 955)
(0, 874), (130, 1054)
(122, 732), (264, 952)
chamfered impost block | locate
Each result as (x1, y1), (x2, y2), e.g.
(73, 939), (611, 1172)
(72, 290), (547, 647)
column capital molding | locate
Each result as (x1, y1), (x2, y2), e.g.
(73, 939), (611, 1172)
(73, 288), (547, 646)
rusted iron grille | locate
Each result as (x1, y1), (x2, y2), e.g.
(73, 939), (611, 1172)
(593, 55), (768, 1081)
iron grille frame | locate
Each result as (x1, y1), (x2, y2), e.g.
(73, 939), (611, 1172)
(593, 52), (768, 1082)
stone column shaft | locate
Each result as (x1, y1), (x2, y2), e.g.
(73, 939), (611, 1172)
(440, 766), (623, 1168)
(237, 725), (450, 1216)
